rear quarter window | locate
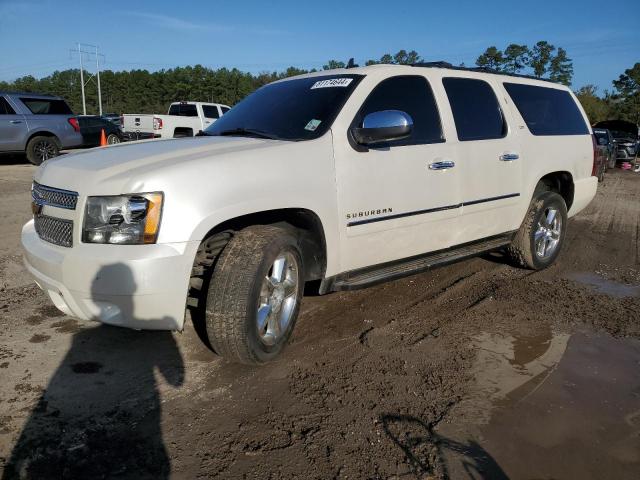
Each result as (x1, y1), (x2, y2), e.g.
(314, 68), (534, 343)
(19, 98), (73, 115)
(0, 97), (16, 114)
(503, 83), (589, 136)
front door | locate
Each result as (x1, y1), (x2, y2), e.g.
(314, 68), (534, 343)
(333, 75), (462, 273)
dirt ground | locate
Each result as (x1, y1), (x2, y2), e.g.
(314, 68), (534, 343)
(0, 157), (639, 479)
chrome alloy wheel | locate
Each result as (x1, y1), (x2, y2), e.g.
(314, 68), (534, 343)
(257, 252), (299, 346)
(107, 134), (121, 144)
(534, 207), (562, 259)
(34, 139), (57, 162)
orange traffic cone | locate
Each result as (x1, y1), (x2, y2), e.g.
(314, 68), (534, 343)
(100, 128), (107, 146)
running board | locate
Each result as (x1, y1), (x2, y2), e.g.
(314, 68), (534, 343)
(322, 233), (515, 293)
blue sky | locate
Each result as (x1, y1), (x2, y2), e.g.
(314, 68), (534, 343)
(0, 0), (638, 93)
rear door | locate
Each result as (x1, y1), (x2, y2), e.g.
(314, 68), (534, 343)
(201, 104), (220, 128)
(168, 102), (201, 132)
(0, 96), (27, 151)
(442, 77), (523, 244)
(333, 74), (461, 272)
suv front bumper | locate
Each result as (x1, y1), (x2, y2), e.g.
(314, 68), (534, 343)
(22, 220), (198, 331)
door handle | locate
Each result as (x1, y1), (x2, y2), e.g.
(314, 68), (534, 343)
(9, 120), (23, 124)
(500, 153), (519, 161)
(428, 160), (455, 170)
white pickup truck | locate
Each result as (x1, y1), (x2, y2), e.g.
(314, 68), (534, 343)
(23, 64), (598, 365)
(121, 101), (230, 139)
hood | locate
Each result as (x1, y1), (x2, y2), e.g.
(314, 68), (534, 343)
(35, 136), (287, 193)
(593, 120), (638, 139)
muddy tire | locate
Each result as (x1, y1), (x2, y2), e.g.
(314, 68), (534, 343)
(205, 225), (304, 364)
(507, 191), (568, 270)
(26, 136), (60, 165)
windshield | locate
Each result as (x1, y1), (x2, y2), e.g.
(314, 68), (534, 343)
(593, 131), (607, 141)
(204, 74), (364, 141)
(610, 130), (637, 141)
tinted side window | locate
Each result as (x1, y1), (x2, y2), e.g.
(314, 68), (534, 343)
(202, 105), (219, 119)
(503, 83), (589, 136)
(221, 106), (230, 114)
(20, 98), (73, 114)
(0, 97), (16, 114)
(355, 75), (444, 147)
(168, 104), (198, 117)
(443, 78), (506, 141)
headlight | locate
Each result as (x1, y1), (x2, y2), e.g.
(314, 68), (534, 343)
(82, 192), (163, 244)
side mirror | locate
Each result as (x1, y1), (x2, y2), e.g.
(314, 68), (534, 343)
(598, 137), (607, 146)
(352, 110), (413, 145)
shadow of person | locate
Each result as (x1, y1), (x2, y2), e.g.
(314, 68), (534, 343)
(3, 263), (185, 479)
(380, 414), (509, 480)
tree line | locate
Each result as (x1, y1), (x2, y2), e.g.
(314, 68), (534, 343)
(574, 63), (640, 125)
(0, 47), (637, 126)
(474, 41), (573, 85)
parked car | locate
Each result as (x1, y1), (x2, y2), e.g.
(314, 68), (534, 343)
(22, 64), (598, 364)
(78, 115), (124, 147)
(593, 120), (639, 161)
(121, 101), (230, 140)
(101, 113), (121, 127)
(593, 128), (617, 169)
(0, 92), (83, 165)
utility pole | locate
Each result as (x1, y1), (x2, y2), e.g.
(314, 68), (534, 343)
(95, 45), (102, 116)
(71, 43), (105, 116)
(78, 43), (86, 115)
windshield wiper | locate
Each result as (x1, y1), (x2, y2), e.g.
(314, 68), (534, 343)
(216, 128), (279, 140)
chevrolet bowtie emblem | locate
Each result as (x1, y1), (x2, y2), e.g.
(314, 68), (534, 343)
(31, 200), (43, 215)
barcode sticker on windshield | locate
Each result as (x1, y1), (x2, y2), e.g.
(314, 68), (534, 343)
(310, 78), (353, 89)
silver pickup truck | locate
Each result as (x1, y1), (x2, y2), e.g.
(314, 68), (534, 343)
(0, 92), (83, 165)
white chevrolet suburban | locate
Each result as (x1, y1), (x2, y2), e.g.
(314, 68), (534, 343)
(22, 63), (598, 364)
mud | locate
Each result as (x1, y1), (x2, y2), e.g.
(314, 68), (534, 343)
(0, 161), (639, 479)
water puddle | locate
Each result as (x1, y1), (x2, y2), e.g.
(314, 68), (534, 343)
(566, 272), (640, 298)
(442, 329), (640, 479)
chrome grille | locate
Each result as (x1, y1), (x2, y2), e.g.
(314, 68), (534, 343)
(34, 214), (73, 247)
(32, 182), (78, 210)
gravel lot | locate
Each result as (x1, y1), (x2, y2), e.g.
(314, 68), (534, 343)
(0, 158), (639, 479)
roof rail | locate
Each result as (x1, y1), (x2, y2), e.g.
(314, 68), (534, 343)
(410, 61), (556, 84)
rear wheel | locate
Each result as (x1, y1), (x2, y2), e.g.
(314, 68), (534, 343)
(507, 191), (567, 270)
(26, 136), (59, 165)
(204, 225), (304, 364)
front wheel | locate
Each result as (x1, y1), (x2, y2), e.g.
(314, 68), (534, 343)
(106, 133), (121, 145)
(507, 191), (568, 270)
(204, 225), (304, 364)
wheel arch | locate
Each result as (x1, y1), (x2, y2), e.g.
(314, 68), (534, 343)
(25, 130), (61, 148)
(535, 171), (574, 211)
(196, 208), (328, 282)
